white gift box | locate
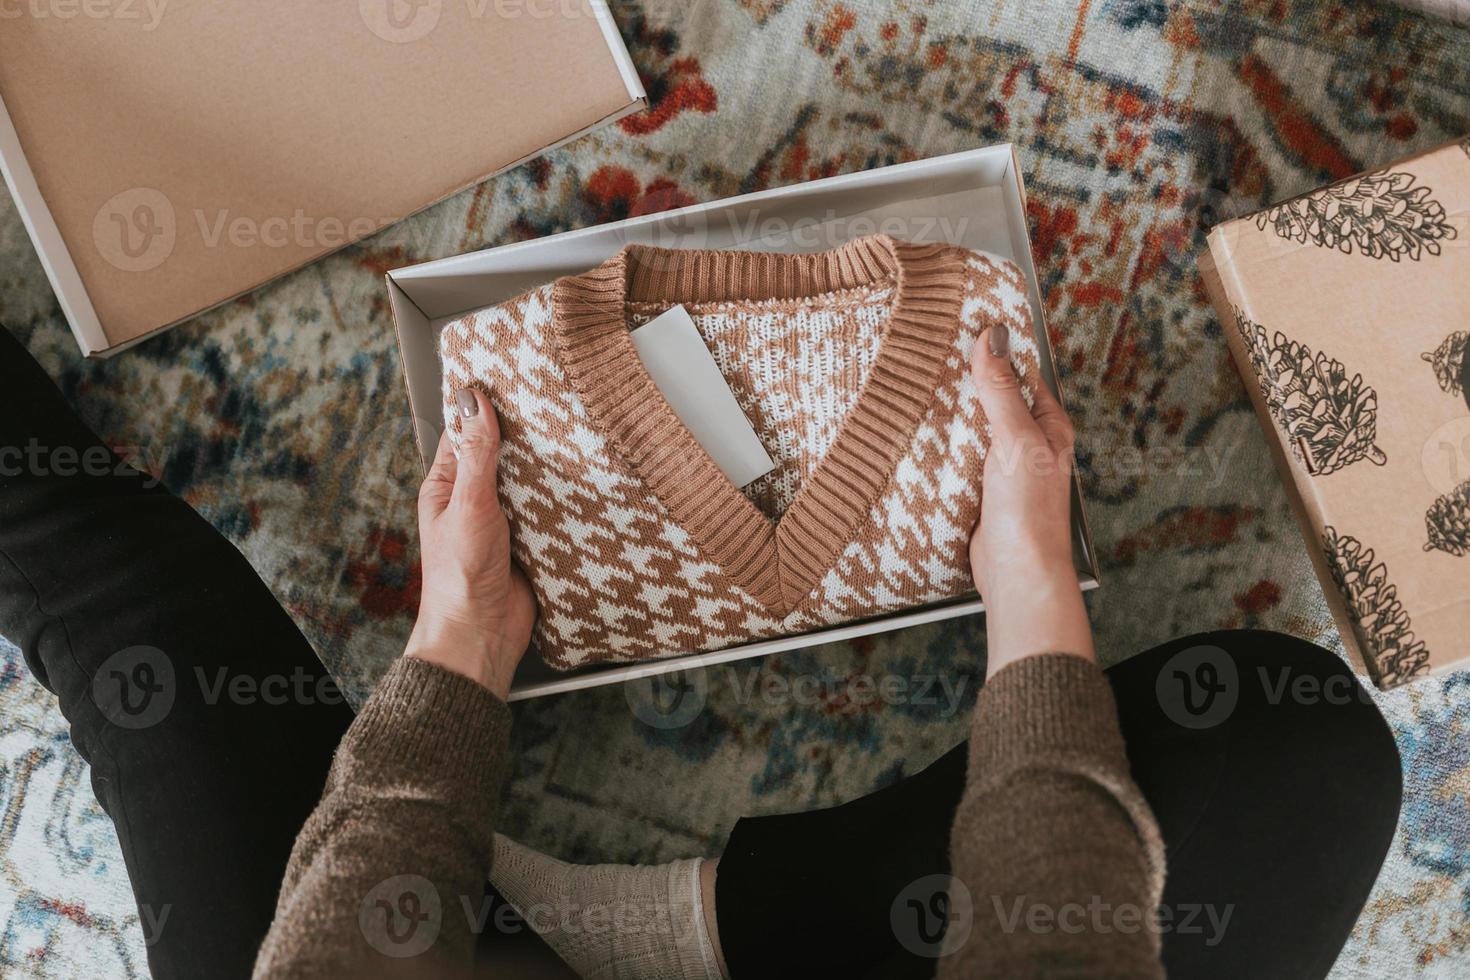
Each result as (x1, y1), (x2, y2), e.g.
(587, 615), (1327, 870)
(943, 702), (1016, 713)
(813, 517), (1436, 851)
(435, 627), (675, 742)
(387, 144), (1101, 699)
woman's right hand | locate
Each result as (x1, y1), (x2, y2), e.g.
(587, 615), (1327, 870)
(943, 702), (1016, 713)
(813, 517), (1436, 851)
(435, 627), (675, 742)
(405, 388), (537, 700)
(968, 325), (1094, 678)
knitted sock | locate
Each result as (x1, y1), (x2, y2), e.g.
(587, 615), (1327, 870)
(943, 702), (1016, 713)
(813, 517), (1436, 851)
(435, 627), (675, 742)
(491, 835), (727, 980)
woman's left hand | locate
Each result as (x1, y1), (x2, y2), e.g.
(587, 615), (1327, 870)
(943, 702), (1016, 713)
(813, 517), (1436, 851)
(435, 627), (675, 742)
(968, 325), (1093, 678)
(405, 387), (536, 700)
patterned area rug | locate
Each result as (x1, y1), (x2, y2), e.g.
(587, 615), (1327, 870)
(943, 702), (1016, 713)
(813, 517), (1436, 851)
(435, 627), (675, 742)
(2, 1), (1468, 975)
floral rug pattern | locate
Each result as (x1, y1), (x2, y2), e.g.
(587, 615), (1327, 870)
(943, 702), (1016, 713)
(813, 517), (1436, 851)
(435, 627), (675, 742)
(2, 0), (1469, 975)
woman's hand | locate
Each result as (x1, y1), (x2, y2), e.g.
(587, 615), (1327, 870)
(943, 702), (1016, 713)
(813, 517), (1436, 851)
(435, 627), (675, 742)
(969, 325), (1094, 678)
(405, 388), (536, 700)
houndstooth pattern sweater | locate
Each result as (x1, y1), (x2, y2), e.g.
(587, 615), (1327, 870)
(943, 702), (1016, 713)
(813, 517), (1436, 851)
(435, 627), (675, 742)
(439, 235), (1043, 669)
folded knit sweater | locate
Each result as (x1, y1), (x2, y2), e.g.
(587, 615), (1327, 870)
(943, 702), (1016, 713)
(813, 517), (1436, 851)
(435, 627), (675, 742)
(439, 235), (1044, 668)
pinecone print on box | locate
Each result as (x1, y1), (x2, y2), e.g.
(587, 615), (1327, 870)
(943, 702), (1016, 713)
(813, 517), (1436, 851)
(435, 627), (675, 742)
(1254, 169), (1456, 261)
(1235, 311), (1388, 475)
(1323, 527), (1431, 688)
(1421, 331), (1470, 401)
(1425, 480), (1470, 557)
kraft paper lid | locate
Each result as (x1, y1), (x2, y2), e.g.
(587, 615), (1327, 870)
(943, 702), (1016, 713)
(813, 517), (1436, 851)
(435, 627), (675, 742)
(0, 1), (641, 352)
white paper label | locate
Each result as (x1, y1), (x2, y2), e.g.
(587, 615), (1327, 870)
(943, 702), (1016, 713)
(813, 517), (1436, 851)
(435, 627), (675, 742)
(630, 305), (776, 488)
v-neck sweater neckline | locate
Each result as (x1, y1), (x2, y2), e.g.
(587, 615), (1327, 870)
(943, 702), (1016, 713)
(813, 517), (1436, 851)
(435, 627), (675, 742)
(551, 234), (965, 617)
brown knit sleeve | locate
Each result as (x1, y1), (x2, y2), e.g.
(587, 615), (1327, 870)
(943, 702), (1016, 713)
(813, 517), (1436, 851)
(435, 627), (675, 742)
(252, 656), (513, 979)
(940, 653), (1166, 980)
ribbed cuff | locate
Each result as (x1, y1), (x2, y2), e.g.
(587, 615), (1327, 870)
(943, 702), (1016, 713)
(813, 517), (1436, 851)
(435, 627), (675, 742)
(970, 653), (1129, 779)
(971, 652), (1167, 900)
(344, 657), (514, 817)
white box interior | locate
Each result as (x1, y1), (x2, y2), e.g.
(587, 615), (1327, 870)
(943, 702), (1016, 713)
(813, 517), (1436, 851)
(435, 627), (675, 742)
(387, 144), (1100, 699)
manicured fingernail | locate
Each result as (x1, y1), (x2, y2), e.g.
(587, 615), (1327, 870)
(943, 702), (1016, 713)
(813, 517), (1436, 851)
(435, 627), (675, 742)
(988, 325), (1010, 358)
(455, 388), (479, 419)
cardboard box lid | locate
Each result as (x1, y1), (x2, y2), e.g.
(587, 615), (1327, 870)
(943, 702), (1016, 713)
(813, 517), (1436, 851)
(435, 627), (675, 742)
(1204, 137), (1470, 687)
(0, 1), (643, 355)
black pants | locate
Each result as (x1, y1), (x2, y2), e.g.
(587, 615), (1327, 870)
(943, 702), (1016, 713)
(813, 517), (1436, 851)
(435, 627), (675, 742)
(716, 632), (1403, 980)
(0, 325), (356, 976)
(1, 325), (1401, 979)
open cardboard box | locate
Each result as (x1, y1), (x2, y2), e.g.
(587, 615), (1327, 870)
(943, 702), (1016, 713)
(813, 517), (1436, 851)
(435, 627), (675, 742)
(0, 0), (643, 357)
(387, 144), (1101, 699)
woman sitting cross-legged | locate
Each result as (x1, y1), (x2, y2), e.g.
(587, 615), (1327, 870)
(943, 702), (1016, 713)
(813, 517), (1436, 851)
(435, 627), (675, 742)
(0, 322), (1401, 979)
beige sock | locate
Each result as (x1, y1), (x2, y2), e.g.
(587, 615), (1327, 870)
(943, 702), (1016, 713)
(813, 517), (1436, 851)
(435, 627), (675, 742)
(491, 834), (726, 980)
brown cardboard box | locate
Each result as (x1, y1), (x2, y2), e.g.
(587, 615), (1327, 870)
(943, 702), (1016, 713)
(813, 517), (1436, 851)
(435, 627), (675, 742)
(0, 1), (643, 356)
(1201, 136), (1470, 689)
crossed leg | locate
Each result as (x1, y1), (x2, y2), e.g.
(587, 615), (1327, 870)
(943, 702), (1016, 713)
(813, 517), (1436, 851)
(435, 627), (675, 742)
(0, 325), (355, 978)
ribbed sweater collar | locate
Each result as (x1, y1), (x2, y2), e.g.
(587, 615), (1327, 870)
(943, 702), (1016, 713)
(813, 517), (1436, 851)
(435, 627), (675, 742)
(552, 234), (964, 617)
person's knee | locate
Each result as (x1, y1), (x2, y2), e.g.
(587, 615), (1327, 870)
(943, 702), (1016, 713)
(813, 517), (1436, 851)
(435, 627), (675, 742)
(1207, 631), (1401, 814)
(1229, 631), (1368, 705)
(1146, 629), (1372, 709)
(1135, 630), (1402, 790)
